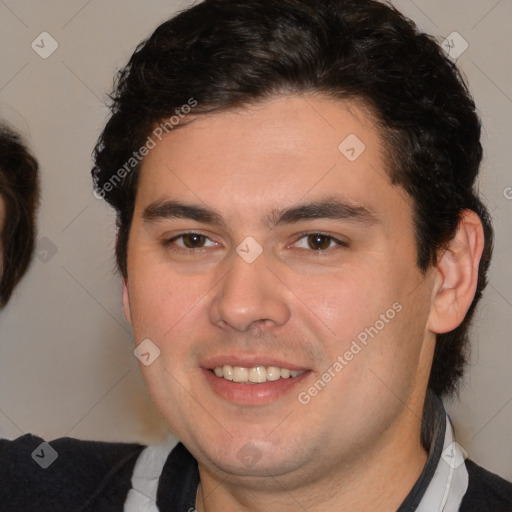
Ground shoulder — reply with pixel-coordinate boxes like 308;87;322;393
460;459;512;511
0;434;144;512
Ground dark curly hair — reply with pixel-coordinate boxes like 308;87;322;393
0;124;39;306
92;0;493;397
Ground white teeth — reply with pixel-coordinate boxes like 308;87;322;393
266;366;281;381
222;365;234;381
212;365;305;383
233;366;249;383
249;366;267;383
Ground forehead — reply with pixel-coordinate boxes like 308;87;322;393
135;95;410;226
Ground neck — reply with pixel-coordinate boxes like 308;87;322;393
195;407;429;512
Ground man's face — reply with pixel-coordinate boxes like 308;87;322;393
124;96;437;483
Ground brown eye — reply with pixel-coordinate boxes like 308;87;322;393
292;233;346;252
181;233;207;248
307;234;332;250
165;232;218;252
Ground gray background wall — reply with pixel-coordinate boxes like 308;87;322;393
0;0;510;480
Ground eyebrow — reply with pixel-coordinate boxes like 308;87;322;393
267;199;378;228
142;198;378;228
143;200;226;227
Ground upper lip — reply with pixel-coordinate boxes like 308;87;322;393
201;355;310;371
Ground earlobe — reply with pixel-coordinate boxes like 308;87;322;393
122;279;132;325
427;210;485;334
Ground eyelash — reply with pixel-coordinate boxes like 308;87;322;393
291;232;349;252
163;232;349;253
164;232;218;252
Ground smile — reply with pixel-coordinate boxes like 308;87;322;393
212;365;305;384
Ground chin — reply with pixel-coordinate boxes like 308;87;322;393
192;435;312;482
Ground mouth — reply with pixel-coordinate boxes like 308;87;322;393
202;358;311;405
211;365;305;384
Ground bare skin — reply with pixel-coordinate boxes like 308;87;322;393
123;95;484;511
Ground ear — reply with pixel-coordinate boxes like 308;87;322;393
427;210;485;334
122;279;132;325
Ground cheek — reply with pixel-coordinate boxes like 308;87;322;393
307;269;393;336
127;255;174;337
127;258;210;343
308;265;427;377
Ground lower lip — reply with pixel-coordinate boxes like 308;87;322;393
201;368;311;405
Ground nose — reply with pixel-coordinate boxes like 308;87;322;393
209;249;291;332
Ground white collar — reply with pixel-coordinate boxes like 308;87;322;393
416;414;468;511
123;435;177;512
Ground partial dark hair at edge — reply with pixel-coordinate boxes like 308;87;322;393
0;124;39;306
92;0;494;398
